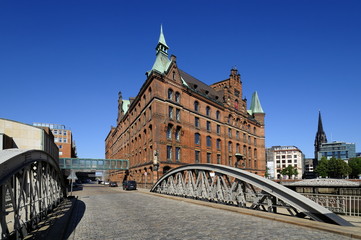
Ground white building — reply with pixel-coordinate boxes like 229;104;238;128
266;146;304;179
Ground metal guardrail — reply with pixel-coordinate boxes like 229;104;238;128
151;164;353;226
302;193;361;217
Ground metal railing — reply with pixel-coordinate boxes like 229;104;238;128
302;193;361;216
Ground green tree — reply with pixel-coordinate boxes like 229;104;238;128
280;165;298;179
315;157;329;178
348;158;361;179
328;157;351;178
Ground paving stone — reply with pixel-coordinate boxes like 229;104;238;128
64;185;353;240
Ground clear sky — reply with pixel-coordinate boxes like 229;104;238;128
1;0;360;159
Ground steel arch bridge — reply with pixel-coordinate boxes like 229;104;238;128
0;149;66;239
150;164;353;226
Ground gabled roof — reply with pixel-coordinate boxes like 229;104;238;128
179;69;223;103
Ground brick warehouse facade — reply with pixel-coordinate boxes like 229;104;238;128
105;27;266;187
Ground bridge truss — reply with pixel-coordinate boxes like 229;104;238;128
150;164;352;226
0;149;66;239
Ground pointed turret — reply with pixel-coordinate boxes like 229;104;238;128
248;91;265;125
314;111;327;160
249;91;264;114
150;25;172;74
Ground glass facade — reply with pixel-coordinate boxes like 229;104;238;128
317;142;356;161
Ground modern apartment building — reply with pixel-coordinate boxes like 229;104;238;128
33;123;77;158
105;27;266;185
267;146;304;179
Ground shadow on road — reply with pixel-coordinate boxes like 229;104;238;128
63;199;86;239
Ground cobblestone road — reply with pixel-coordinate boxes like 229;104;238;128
66;184;352;240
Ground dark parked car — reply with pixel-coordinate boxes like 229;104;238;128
123;180;137;190
109;181;118;187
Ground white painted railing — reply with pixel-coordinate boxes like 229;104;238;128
302;193;361;216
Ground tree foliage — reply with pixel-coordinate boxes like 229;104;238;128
315;157;351;178
315;157;329;178
348;157;361;178
280;165;298;179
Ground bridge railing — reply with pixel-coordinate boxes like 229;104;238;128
1;149;66;240
302;193;361;217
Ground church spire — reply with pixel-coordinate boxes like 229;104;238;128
314;111;327;160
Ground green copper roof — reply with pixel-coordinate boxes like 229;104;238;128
249;91;264;114
122;100;130;113
150;25;171;74
158;25;168;48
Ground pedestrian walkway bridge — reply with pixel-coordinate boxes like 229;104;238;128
59;158;128;170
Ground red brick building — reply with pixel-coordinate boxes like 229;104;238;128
105;27;266;186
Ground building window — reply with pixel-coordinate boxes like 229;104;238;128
206;136;212;148
194;101;199;112
216;111;220;120
63;138;67;143
167;125;173;139
228;156;232;166
216;125;220;135
175;127;181;141
236;143;240;153
217;154;221;164
195;150;200;163
228;128;232;138
168;106;174;119
168;88;173;100
176;147;181;162
228;141;232;152
58;145;62;149
206;106;211;116
206;121;211;132
207;153;211;163
175;92;180;103
195;117;200;128
176;109;180;121
195;133;200;145
63;131;67;136
236;131;239;140
167;146;172;160
216;139;221;150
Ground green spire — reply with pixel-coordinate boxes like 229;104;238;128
248;91;264;114
150;25;171;74
158;25;168;50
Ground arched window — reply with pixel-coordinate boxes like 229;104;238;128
195;133;201;145
167;125;173;139
228;141;232;152
168;88;173;100
216;110;220;120
175;127;181;141
194;101;199;112
175;92;180;103
206;106;211;116
216;139;221;150
206;136;212;148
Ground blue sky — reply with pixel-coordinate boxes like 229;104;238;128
1;0;360;159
